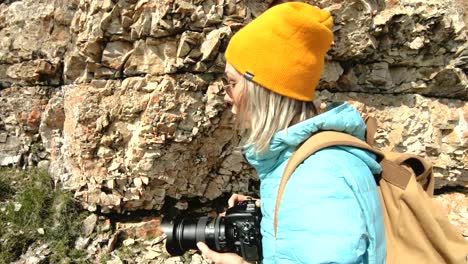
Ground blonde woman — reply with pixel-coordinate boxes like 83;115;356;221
198;2;386;263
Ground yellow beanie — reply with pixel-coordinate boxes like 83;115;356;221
225;2;333;102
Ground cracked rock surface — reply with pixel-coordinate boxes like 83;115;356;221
0;0;466;213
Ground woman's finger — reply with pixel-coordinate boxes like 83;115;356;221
197;242;220;262
228;193;240;207
228;193;261;208
255;199;260;208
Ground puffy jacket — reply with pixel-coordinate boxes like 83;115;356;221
243;102;386;264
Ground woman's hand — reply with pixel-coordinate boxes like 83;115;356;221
197;242;249;264
219;193;260;216
200;194;261;263
228;193;260;208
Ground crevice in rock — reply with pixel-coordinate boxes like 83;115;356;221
0;0;22;5
434;186;468;195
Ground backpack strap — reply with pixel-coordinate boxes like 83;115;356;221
383;152;434;195
363;116;433;193
273;131;384;237
364;115;377;146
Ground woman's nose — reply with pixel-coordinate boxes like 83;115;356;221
224;93;233;104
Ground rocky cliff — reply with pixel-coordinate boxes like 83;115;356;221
0;0;466;213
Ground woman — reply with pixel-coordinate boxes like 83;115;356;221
197;2;386;263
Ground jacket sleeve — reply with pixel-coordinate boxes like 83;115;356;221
273;150;375;264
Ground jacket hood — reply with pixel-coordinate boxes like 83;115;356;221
244;102;382;176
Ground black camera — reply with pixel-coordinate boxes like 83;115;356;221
161;199;263;261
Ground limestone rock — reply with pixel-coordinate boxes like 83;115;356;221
124;38;178;76
316;90;468;188
0;0;73;87
324;0;468;99
116;218;163;240
49;76;251;211
82;214;98;237
200;27;231;62
0;86;49;166
102;41;134;70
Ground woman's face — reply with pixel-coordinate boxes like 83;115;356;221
224;62;245;114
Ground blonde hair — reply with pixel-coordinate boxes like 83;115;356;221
236;79;318;154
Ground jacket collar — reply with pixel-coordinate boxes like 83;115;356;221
243;102;367;175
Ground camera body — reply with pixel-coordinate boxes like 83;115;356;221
223;200;263;260
162;199;262;261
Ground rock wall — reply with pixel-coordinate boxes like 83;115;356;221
0;0;466;213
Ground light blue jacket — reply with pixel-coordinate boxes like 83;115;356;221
244;102;386;264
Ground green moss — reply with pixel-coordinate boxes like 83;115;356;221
117;246;134;259
0;176;14;201
99;252;111;264
69;249;88;260
0;167;90;263
29;142;45;157
5;186;51;228
0;230;36;263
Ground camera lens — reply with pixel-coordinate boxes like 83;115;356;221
161;217;196;255
161;216;227;255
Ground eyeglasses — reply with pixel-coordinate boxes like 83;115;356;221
222;77;237;95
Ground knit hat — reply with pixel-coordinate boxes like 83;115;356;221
225;2;333;102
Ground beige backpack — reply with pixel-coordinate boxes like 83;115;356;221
274;119;468;263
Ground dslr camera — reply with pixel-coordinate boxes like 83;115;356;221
161;199;263;261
